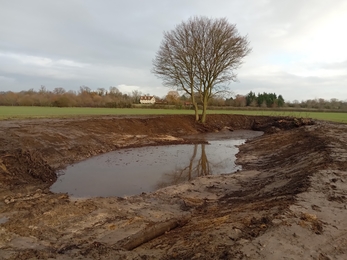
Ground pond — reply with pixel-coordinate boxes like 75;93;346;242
50;130;263;198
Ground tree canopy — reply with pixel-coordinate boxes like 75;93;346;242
245;91;285;107
152;16;251;122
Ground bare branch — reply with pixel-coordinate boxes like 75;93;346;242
152;16;251;122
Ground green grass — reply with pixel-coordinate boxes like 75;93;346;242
0;106;346;123
0;106;195;119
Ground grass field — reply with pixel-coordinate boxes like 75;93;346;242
0;106;346;123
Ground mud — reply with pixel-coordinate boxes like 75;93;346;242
0;115;346;259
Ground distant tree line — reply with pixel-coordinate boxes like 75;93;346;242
0;86;149;108
1;87;346;111
206;92;347;111
285;98;347;110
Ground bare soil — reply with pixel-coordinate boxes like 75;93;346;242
0;114;346;259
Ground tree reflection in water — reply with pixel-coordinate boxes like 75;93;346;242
157;143;225;189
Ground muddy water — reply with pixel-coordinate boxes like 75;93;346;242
50;130;263;198
0;217;8;224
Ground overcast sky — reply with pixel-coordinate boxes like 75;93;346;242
1;0;346;101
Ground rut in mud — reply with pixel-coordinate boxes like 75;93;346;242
1;114;346;260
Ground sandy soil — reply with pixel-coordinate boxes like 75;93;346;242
0;114;346;259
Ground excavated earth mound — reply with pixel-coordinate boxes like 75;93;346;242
0;114;346;259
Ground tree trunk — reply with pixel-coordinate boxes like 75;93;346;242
193;102;199;121
200;144;209;176
190;94;199;121
201;96;208;123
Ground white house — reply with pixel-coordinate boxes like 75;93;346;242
140;96;156;104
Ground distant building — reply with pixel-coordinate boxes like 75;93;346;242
140;96;156;104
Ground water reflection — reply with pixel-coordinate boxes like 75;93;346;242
156;143;237;189
50;131;261;198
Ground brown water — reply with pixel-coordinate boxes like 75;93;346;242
50;130;262;198
0;217;8;224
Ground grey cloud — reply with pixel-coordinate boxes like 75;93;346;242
321;60;347;70
0;0;347;100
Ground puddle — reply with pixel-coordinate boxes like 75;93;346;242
0;217;8;224
50;130;262;198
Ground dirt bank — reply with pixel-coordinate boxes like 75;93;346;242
0;114;346;259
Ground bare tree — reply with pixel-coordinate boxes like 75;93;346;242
53;87;66;95
152;18;200;120
152;16;251;123
39;85;47;94
97;88;106;96
109;86;121;96
165;90;180;105
79;86;91;94
131;90;142;103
